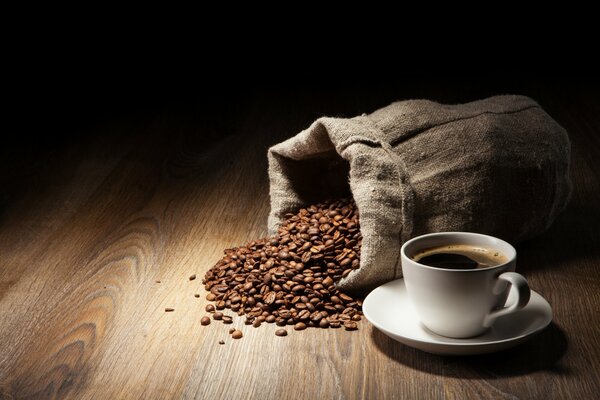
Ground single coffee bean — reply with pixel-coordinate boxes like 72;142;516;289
189;274;197;281
222;315;233;324
201;316;211;326
165;308;174;312
265;315;276;323
206;293;216;301
253;319;262;328
213;312;223;320
206;304;215;313
232;330;243;339
275;329;288;336
319;318;330;328
219;340;225;345
294;322;307;331
344;321;358;330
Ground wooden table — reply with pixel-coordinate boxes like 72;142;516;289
1;82;599;399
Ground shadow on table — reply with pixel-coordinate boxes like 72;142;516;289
371;322;568;378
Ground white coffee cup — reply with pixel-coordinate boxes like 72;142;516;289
401;232;531;338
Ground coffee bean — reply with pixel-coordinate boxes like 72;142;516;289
206;304;215;313
213;312;223;320
222;315;233;324
253;319;262;328
165;308;174;312
229;328;236;334
201;316;211;325
219;340;225;345
319;318;330;328
344;321;358;330
189;274;197;281
294;322;307;331
297;310;310;320
275;329;288;336
232;330;243;339
203;199;363;333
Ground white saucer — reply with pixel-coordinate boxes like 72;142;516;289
363;279;552;355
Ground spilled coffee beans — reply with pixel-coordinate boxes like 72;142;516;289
203;199;363;338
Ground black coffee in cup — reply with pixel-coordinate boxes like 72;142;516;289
412;244;508;270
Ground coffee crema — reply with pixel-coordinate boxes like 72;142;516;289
412;244;508;270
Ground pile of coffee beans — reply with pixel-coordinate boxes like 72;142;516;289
202;199;363;335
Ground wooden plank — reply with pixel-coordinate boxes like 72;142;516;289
1;85;599;399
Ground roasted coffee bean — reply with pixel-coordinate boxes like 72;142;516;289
206;304;215;313
294;322;307;331
253;319;262;328
203;199;363;332
319;318;330;328
165;308;174;312
222;315;233;324
275;329;288;336
232;330;243;339
213;312;223;320
201;316;211;326
344;321;358;330
229;328;236;334
219;340;225;345
189;274;197;281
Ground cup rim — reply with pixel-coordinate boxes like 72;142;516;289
401;232;516;272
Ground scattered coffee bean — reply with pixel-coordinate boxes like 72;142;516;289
201;316;211;326
206;304;215;313
275;329;288;336
194;293;200;298
294;322;307;331
229;328;236;334
232;330;243;339
155;280;161;283
222;315;233;324
219;340;225;345
189;274;197;281
202;199;363;333
344;321;358;330
165;308;174;312
213;312;223;320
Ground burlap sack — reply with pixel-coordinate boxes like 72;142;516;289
267;95;571;291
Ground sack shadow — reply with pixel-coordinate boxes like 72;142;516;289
370;322;568;378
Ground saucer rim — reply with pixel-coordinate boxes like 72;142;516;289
363;278;553;350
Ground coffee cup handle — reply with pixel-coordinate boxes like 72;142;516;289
483;272;531;328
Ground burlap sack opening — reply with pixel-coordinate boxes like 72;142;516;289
268;95;571;291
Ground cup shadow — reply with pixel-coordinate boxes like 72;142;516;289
371;322;568;378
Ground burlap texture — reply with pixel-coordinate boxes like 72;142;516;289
267;95;571;291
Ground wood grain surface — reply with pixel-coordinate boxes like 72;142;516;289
1;83;599;399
